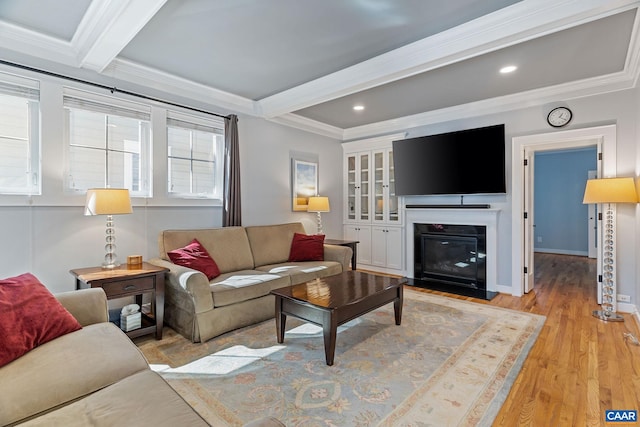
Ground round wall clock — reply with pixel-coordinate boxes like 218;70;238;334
547;107;572;128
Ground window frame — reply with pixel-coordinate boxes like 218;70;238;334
0;74;41;196
166;111;224;200
63;88;152;197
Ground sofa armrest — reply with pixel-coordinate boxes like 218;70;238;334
55;288;108;326
323;244;353;271
148;258;214;313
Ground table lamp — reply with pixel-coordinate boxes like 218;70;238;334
307;196;330;235
583;177;638;321
85;188;132;269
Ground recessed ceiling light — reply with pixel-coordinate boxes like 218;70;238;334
500;65;517;74
353;105;365;111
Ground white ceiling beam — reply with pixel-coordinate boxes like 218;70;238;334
258;0;640;119
73;0;168;73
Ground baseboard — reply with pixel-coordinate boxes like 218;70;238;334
617;302;638;314
633;310;640;332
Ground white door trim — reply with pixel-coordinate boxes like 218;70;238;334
511;125;616;297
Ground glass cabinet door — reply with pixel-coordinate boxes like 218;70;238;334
388;150;399;222
374;152;384;221
359;153;369;221
347;155;356;220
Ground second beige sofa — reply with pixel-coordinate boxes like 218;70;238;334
149;222;352;343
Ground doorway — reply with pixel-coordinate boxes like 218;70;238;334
511;125;617;297
533;147;598;257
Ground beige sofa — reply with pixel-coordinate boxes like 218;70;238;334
149;222;352;343
0;287;282;427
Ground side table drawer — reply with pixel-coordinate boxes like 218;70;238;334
101;276;154;297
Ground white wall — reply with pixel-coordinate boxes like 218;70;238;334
239;116;343;234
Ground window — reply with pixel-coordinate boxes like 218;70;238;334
0;75;40;195
167;112;224;199
64;90;151;196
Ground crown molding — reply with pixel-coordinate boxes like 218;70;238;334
105;58;257;115
0;20;77;66
267;113;344;140
258;0;639;119
73;0;167;73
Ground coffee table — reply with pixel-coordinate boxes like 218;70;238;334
270;271;405;365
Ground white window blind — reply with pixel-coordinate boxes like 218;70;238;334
0;74;40;195
64;90;151;196
167;111;224;199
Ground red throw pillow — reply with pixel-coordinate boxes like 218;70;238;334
288;233;325;262
167;239;221;280
0;273;82;368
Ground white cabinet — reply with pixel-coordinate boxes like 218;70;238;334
344;224;371;265
371;226;403;270
343;133;405;273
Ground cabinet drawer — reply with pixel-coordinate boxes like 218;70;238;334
100;277;154;296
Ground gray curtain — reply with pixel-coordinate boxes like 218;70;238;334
223;114;241;226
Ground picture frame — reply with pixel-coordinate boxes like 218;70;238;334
291;156;318;212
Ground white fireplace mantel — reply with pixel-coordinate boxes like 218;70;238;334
404;207;500;292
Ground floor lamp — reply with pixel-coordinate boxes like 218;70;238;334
583;177;638;322
307;196;330;235
85;188;133;269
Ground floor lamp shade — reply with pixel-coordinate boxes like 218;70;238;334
307;196;330;235
85;188;132;269
582;177;638;204
582;177;638;322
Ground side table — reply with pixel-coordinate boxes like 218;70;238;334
325;239;359;270
70;262;168;340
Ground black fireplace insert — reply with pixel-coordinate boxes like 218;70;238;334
409;223;496;300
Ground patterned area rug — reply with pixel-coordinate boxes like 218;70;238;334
141;289;545;426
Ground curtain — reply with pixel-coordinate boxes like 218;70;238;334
223;114;241;226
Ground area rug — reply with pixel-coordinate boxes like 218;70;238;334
146;289;545;426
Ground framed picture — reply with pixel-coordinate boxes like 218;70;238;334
291;158;318;211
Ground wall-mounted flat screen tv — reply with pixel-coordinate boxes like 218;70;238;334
392;124;506;196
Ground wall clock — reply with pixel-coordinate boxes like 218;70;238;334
547;106;572;128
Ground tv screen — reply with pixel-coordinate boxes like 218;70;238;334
392;124;506;196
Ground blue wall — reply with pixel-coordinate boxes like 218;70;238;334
534;147;597;255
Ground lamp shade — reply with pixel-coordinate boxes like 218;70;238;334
307;196;330;212
582;177;638;204
85;188;133;216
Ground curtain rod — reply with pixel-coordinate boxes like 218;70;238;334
0;59;232;120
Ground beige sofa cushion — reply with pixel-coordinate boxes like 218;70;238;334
245;222;306;267
17;370;209;427
256;261;343;285
210;270;290;307
159;227;254;273
0;322;148;426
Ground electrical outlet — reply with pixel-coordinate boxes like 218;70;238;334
537;236;542;243
617;294;631;303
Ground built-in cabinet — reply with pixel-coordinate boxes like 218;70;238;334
343;224;372;265
371;226;403;269
343;133;405;274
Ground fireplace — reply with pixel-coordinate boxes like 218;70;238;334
412;223;496;300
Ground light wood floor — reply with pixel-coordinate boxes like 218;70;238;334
411;253;640;426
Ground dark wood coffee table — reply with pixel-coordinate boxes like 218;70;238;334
270;271;405;365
